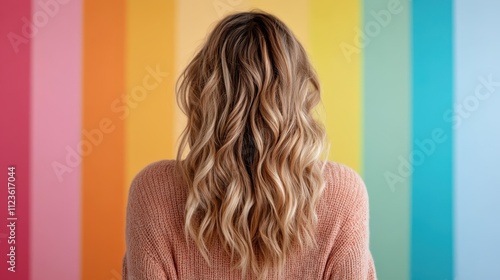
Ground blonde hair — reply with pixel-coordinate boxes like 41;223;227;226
176;11;328;279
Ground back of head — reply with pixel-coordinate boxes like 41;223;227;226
176;11;328;279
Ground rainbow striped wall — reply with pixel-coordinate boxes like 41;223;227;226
0;0;499;279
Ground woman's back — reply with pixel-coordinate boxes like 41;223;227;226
122;160;376;279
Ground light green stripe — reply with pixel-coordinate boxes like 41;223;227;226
362;1;410;279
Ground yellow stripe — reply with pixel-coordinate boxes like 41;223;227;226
125;0;176;187
310;0;362;172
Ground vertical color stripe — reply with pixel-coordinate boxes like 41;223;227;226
411;0;454;278
310;0;362;172
82;1;126;279
363;0;410;279
454;0;500;279
0;1;31;280
31;0;81;279
125;0;176;188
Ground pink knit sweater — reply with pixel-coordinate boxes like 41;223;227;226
122;160;377;279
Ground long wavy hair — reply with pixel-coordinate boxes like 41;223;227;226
176;11;328;279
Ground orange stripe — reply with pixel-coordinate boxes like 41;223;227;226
82;1;125;279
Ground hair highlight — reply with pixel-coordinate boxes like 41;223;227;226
176;11;329;279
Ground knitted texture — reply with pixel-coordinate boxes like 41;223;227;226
122;160;377;280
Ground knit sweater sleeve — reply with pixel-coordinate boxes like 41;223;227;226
324;164;377;280
122;163;178;280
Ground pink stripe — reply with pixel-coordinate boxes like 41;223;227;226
0;1;31;279
30;0;81;279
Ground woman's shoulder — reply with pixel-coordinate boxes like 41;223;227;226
319;160;369;225
129;159;181;190
323;160;366;193
133;159;178;179
125;160;185;252
126;159;185;216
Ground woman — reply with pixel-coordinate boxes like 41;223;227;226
122;11;376;280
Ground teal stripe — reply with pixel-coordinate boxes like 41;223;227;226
362;1;410;280
411;0;454;279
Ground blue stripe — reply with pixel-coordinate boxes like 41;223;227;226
411;0;454;279
454;0;500;278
